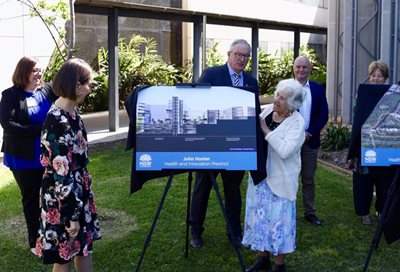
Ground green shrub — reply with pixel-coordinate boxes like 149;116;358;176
181;41;225;82
254;45;326;96
44;37;326;112
79;35;185;112
255;50;293;96
321;119;350;151
205;41;225;67
43;47;67;83
184;43;326;97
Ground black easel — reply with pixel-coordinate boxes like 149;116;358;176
134;171;246;272
134;173;176;272
363;167;400;272
209;173;246;271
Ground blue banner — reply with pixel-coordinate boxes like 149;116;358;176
136;152;257;170
361;148;400;166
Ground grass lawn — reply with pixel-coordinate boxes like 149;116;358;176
0;142;399;271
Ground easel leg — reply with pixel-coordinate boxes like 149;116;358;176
209;173;246;272
363;168;400;272
185;172;193;258
135;174;174;272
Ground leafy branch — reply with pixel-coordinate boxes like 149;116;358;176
17;0;69;61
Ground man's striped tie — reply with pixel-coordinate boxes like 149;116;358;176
234;73;240;86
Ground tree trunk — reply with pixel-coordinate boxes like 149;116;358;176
67;0;75;60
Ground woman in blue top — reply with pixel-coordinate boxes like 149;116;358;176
0;56;56;254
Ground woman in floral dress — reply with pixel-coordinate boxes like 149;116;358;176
36;58;101;271
242;79;306;272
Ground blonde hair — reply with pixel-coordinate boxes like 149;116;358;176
368;60;389;80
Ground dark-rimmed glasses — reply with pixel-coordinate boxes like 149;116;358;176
232;52;250;60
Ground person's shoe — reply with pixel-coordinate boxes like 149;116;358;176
362;215;372;225
245;255;271;272
190;232;203;248
272;264;286;272
228;234;244;249
305;214;323;226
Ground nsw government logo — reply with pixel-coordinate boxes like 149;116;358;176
364;149;377;164
139;154;152;168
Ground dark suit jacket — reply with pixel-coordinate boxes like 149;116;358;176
197;63;258;87
197;63;267;184
306;81;329;149
0;83;56;161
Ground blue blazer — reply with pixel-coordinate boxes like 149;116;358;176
307;81;329;149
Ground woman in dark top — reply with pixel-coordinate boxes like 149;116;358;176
0;56;56;254
349;60;390;225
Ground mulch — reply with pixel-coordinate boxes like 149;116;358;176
318;148;352;176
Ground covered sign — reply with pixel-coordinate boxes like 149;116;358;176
361;84;400;166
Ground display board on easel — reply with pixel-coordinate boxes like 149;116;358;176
125;84;261;272
135;85;258;171
361;84;400;166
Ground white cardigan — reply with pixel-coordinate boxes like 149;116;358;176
260;104;305;201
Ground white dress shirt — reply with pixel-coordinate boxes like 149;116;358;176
298;80;312;130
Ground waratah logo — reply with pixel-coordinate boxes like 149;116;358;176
139;154;152;167
365;150;377;164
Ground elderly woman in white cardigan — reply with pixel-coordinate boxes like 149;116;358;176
243;78;306;272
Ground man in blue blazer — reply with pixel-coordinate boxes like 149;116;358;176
190;39;259;248
294;56;329;226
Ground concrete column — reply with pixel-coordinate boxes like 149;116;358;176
108;8;119;132
192;17;202;82
392;0;400;84
341;0;355;124
326;0;340;118
380;0;392;78
251;24;259;80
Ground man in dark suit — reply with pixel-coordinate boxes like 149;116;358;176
190;39;259;248
294;56;329;226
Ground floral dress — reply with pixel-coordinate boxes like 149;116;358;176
36;104;101;264
242;112;296;255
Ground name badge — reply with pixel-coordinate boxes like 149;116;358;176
26;97;38;107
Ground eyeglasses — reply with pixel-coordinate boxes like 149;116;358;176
232;52;250;60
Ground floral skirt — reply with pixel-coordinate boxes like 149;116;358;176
36;170;101;264
242;177;296;255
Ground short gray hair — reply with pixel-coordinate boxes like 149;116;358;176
229;39;251;51
275;78;305;111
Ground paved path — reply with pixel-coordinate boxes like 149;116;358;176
81;110;129;145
